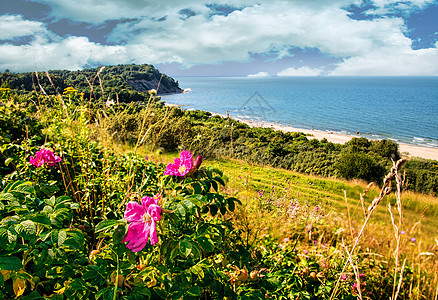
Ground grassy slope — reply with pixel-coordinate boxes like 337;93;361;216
195;156;438;247
149;150;438;246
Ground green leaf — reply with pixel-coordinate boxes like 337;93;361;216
189;195;207;206
19;220;36;236
95;219;124;233
29;213;51;225
187;285;202;297
176;204;186;218
4;157;13;166
4;181;34;195
209;204;218;216
179;239;192;258
227;198;236;212
219;206;226;215
0;256;22;270
213;176;226;186
0;192;15;202
153;287;167;299
112;224;126;244
51;229;59;245
0;229;8;246
45;196;56;207
63;237;81;250
192;182;202;194
58;230;67;246
196;236;215;252
67;229;84;245
7;229;17;243
211;180;219;192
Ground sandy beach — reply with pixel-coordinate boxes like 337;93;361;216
239;119;438;161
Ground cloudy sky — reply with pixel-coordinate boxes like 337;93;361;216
1;0;437;76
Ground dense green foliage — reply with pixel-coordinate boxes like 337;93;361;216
0;86;368;300
109;107;436;195
0;64;182;103
1;81;435;299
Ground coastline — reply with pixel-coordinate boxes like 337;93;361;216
238;119;438;161
163;101;438;161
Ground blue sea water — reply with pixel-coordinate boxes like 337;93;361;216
161;76;438;147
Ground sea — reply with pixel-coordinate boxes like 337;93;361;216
161;76;438;148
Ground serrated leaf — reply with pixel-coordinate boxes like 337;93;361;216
13;277;26;298
63;237;81;250
182;199;195;211
95;219;123;233
58;230;67;246
45;196;56;207
176;203;186;218
0;256;22;270
196;236;215;252
4;181;34;195
20;220;36;235
67;229;84;245
189;195;207;206
29;213;51;225
179;239;192;258
8;229;17;243
0;192;15;202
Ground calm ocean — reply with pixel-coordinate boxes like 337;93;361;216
161;77;438;147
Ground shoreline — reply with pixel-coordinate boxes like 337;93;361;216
163;101;438;161
239;118;438;161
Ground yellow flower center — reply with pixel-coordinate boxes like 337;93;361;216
142;212;151;223
178;165;187;174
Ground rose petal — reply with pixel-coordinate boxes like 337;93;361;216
123;221;150;252
149;220;158;245
124;201;145;222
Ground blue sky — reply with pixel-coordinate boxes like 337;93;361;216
0;0;437;76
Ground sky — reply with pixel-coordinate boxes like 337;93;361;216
0;0;437;76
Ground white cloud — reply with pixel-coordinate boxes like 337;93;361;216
0;36;127;72
247;71;270;77
329;46;438;75
277;66;324;76
0;15;47;40
1;1;438;75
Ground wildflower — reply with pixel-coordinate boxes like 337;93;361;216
303;250;309;254
258;190;263;197
63;87;78;94
340;274;348;281
164;150;202;177
411;237;416;243
401;230;406;235
283;237;290;243
106;99;115;107
29;148;61;167
122;195;162;252
359;273;364;277
148;89;157;96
